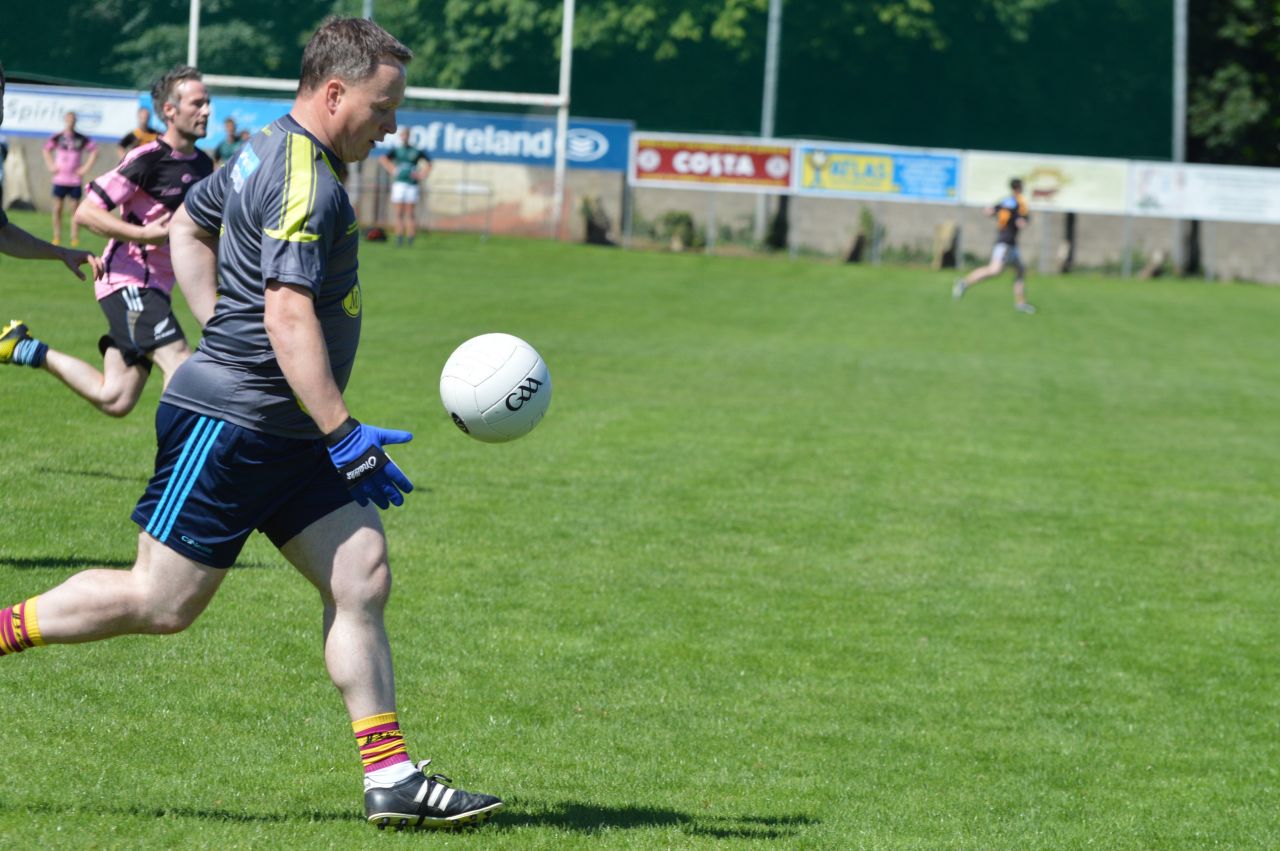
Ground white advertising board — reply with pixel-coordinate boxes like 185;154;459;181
1130;161;1280;224
964;151;1129;214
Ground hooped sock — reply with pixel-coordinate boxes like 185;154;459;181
353;711;413;781
0;598;45;655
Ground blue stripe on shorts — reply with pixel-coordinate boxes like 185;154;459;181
145;416;225;543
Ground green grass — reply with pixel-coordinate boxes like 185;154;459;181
1;209;1277;849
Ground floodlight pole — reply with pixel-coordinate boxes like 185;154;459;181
187;0;200;66
754;0;783;243
551;0;576;239
1171;0;1187;271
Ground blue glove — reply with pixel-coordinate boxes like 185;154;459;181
324;418;414;509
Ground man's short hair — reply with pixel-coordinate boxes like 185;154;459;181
151;65;203;118
1010;177;1024;191
299;16;412;94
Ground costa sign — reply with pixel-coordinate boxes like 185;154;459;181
630;132;793;193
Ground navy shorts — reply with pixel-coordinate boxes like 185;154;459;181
52;184;83;200
98;286;187;368
132;403;355;568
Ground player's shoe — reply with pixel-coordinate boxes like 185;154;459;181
364;760;503;831
952;279;967;300
1015;302;1037;314
0;320;32;365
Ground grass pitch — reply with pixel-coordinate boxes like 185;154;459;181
1;210;1277;848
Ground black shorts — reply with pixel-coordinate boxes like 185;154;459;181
132;403;355;568
97;286;187;368
52;184;83;200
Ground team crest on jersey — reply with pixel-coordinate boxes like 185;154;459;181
342;283;362;318
231;145;261;193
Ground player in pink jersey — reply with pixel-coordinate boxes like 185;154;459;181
41;112;99;247
0;63;103;288
3;66;212;416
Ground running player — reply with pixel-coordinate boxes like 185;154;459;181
1;66;213;415
41;111;98;247
0;18;503;831
953;177;1036;314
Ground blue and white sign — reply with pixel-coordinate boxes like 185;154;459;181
4;84;139;141
176;94;631;171
382;108;631;172
795;142;961;204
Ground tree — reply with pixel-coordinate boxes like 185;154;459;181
1187;0;1280;166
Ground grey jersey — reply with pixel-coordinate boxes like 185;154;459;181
163;114;362;439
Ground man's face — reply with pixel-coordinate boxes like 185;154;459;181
225;118;236;137
138;107;151;128
165;80;211;141
64;112;76;131
329;60;405;163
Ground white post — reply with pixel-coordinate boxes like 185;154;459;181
187;0;200;67
551;0;576;239
362;0;374;19
1171;0;1187;272
754;0;783;243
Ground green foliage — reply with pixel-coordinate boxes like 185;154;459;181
1188;0;1280;165
5;0;1257;160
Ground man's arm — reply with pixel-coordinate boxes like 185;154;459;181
74;197;171;245
378;154;397;178
264;280;413;509
263;281;350;434
167;204;219;327
0;222;103;280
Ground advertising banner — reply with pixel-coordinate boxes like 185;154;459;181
964;151;1128;214
382;109;631;171
630;133;793;193
795;143;960;203
172;94;633;172
3;84;139;141
1129;162;1280;224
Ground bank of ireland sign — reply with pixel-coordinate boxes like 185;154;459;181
380;109;631;171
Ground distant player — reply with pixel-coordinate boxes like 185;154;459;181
953;177;1036;314
0;18;502;831
1;66;213;416
212;117;242;167
118;107;159;157
380;126;431;246
42;111;99;247
0;61;102;295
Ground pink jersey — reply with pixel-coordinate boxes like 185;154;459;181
86;139;213;300
44;130;96;187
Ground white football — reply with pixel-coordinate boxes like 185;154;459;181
439;333;551;443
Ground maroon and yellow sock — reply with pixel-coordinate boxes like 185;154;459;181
0;598;45;656
353;712;410;773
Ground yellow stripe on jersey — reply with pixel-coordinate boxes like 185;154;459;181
264;133;321;243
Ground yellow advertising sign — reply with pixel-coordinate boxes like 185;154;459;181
802;151;897;194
